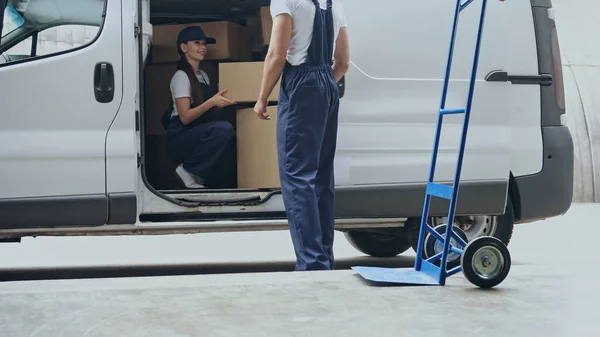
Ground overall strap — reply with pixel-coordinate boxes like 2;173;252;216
296;0;335;68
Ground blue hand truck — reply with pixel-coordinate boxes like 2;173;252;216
352;0;511;289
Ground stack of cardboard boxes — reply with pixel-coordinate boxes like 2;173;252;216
145;7;282;189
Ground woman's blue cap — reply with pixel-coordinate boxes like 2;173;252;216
177;26;216;46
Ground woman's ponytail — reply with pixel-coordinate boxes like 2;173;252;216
176;55;204;107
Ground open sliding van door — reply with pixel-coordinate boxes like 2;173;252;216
334;0;512;218
0;0;123;229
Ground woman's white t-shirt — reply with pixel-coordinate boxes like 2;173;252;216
270;0;347;66
169;69;210;117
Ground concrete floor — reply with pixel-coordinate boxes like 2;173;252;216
1;204;599;336
0;265;596;337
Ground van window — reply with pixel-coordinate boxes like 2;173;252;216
2;3;25;37
1;0;105;65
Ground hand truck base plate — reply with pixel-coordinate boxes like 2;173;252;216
351;266;440;286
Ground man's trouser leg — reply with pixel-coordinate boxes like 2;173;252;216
277;70;331;271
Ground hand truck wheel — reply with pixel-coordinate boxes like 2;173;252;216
460;236;511;289
424;224;468;269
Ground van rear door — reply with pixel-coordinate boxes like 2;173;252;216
0;0;123;229
484;0;547;178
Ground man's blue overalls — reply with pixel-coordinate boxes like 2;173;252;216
277;0;340;271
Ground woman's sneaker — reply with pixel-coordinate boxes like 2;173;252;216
175;164;205;189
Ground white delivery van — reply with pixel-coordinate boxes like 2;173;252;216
0;0;572;258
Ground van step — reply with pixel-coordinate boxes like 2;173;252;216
160;190;279;207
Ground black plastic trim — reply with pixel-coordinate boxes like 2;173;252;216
0;195;108;229
107;192;137;224
485;70;553;86
135;110;140;131
531;0;565;127
334;180;508;218
338;76;345;98
140;211;287;222
31;31;38;56
515;126;574;222
531;0;552;7
93;62;115;103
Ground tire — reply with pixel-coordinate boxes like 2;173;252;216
492;196;515;246
344;228;412;257
461;236;511;289
424;224;469;270
406;196;515;253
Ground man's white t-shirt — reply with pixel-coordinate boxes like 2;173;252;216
170;70;210;117
270;0;347;66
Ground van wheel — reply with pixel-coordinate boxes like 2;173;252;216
344;229;412;258
406;197;515;253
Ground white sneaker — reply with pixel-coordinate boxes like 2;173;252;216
175;164;205;189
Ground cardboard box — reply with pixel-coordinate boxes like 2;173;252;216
144;61;219;135
260;6;272;46
152;21;251;63
236;106;280;188
246;17;264;54
218;62;280;103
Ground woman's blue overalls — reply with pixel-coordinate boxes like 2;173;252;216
165;74;237;189
277;0;340;271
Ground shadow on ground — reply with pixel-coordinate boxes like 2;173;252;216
0;255;416;282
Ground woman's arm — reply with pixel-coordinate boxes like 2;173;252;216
175;96;216;125
172;71;235;125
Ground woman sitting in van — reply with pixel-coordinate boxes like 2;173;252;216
164;26;237;189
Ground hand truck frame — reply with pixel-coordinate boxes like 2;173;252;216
352;0;511;289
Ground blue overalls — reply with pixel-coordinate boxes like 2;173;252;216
277;0;340;271
165;76;237;189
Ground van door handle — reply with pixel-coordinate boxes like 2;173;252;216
94;62;115;103
337;76;345;98
485;70;553;86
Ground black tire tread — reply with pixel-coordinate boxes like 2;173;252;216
461;236;511;289
344;230;411;258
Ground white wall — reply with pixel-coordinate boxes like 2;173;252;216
553;0;600;202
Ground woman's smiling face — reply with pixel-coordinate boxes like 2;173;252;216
181;39;208;62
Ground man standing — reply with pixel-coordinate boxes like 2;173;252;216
254;0;350;271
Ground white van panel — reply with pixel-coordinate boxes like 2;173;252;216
337;0;512;185
0;0;123;199
105;0;140;195
503;1;544;176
